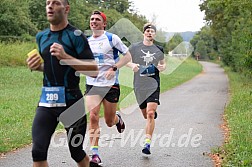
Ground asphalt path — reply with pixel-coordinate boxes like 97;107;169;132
0;61;228;167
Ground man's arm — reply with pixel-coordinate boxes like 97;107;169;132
125;44;140;72
105;51;132;80
126;60;140;73
115;51;131;69
50;42;98;77
60;58;98;77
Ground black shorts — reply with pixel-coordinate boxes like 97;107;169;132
85;84;120;103
134;87;160;109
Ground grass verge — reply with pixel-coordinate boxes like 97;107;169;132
216;67;252;167
212;64;252;167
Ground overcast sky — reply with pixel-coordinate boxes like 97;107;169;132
130;0;206;32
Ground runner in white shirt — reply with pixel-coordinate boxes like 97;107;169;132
85;10;131;167
86;31;128;86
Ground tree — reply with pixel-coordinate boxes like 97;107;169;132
195;40;207;59
190;26;218;60
28;0;49;32
166;33;184;53
85;0;130;13
0;0;167;47
200;0;252;75
0;0;37;37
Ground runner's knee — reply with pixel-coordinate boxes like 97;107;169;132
147;110;155;119
32;149;47;162
70;149;86;163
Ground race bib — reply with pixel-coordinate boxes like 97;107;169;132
139;64;155;76
94;53;104;65
39;86;66;107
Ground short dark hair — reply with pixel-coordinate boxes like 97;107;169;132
143;23;157;33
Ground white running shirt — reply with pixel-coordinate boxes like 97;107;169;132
86;31;128;86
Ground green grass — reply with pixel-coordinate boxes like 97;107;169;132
0;42;37;67
160;57;202;92
219;67;252;167
0;67;42;153
0;42;202;153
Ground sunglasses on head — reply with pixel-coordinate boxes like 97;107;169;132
93;11;101;15
92;10;107;22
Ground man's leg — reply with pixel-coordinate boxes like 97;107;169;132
135;89;148;119
103;99;125;133
141;108;147;119
33;161;48;167
141;107;157;120
145;102;157;138
86;95;102;166
142;102;158;155
103;99;118;127
103;85;125;133
32;107;58;167
86;95;102;148
66;114;89;167
77;155;90;167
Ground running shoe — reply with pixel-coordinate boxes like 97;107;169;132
142;143;151;155
116;111;125;133
90;154;102;167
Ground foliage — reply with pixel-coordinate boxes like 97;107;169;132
166;33;184;52
219;67;252;167
85;0;130;13
0;0;37;36
195;40;207;59
190;26;217;60
0;0;149;42
198;0;252;76
28;0;48;32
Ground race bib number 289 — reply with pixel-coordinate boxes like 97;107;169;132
39;87;66;107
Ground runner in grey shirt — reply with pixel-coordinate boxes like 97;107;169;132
128;23;166;155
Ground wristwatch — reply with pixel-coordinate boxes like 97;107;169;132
111;65;118;71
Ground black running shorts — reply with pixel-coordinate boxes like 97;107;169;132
85;84;120;103
134;87;160;109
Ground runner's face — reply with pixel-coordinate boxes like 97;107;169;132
90;14;106;32
46;0;68;25
144;28;156;42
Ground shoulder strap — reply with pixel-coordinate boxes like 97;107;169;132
105;31;119;59
105;31;113;48
155;44;164;53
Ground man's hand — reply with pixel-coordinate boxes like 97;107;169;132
26;54;43;71
105;68;116;80
50;42;71;60
131;63;140;72
157;64;166;72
